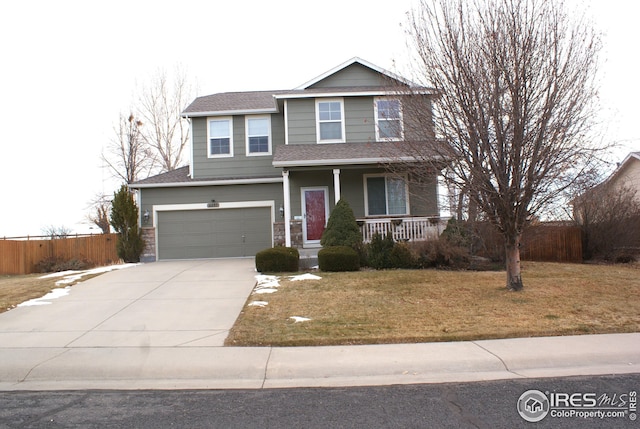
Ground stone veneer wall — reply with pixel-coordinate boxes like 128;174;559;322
140;227;156;262
273;220;303;248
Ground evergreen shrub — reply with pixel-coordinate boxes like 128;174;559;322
389;242;418;269
320;199;363;249
366;233;395;269
110;185;145;263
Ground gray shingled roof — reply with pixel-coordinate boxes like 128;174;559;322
273;141;434;167
182;87;425;117
129;166;282;188
183;91;289;116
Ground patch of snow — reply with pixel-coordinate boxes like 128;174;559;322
289;316;311;323
254;288;278;294
289;273;322;281
39;270;81;279
248;301;269;307
255;275;280;288
254;275;281;294
38;263;138;286
18;287;71;307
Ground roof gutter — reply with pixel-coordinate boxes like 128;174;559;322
130;176;284;189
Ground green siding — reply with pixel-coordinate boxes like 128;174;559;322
344;97;375;143
286;99;316;145
191;113;285;179
287;97;376;145
308;63;387;88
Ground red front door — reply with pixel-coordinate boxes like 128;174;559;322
303;188;327;244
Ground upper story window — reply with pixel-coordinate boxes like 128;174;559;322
316;99;345;143
208;117;233;158
364;174;409;216
246;116;272;156
375;98;404;141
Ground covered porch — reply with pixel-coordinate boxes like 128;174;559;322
273;142;444;248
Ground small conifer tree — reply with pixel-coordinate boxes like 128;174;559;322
320;199;363;249
110;184;145;263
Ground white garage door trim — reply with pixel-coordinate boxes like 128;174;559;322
152;200;275;260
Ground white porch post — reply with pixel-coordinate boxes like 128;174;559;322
282;170;292;247
333;168;341;203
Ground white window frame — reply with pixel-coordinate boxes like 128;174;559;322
207;116;234;158
374;97;404;141
245;115;272;156
316;98;346;143
363;174;410;216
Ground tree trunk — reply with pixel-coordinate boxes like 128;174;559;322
505;236;523;291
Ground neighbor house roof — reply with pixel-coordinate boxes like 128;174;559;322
605;151;640;184
129;166;282;189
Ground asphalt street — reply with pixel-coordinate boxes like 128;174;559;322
0;374;638;428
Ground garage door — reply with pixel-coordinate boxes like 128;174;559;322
157;207;272;260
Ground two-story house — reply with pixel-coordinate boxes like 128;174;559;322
130;58;445;261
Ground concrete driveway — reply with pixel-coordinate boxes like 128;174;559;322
2;259;639;390
0;259;257;350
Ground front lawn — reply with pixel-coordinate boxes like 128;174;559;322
225;262;640;346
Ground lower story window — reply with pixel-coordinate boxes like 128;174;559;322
365;175;408;216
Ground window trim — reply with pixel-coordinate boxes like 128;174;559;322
207;116;234;158
245;115;272;156
316;98;346;144
374;97;404;142
363;174;410;216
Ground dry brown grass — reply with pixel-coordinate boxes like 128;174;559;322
226;262;640;346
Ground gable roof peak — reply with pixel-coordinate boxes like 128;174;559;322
294;57;416;90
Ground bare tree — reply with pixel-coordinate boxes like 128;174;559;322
137;67;193;172
102;113;155;184
42;225;72;239
85;193;112;234
400;0;602;290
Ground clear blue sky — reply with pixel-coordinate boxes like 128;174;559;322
0;0;637;237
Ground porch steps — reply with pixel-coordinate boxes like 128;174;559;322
298;248;319;271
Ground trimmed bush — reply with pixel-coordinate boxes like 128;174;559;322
318;246;360;272
255;247;300;273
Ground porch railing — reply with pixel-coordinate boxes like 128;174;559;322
357;217;448;243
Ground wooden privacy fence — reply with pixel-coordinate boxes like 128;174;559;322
521;226;583;262
476;224;583;263
0;234;120;275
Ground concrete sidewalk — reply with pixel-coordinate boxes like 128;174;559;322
0;260;638;391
